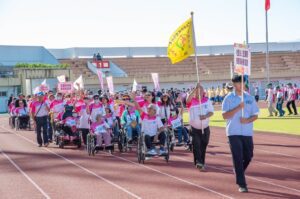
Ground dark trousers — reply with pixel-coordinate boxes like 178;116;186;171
191;126;210;165
80;128;89;145
276;101;284;116
48;116;53;141
228;135;253;187
255;95;259;102
145;132;166;150
176;126;189;143
36;116;49;145
19;116;29;128
287;100;298;115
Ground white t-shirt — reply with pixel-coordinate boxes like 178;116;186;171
188;98;214;129
141;113;163;136
267;89;274;102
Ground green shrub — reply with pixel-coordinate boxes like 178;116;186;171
15;63;69;69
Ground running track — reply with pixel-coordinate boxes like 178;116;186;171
0;116;299;199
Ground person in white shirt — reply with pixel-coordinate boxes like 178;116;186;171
266;83;278;117
186;83;214;171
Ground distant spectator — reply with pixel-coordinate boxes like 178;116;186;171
254;87;259;102
286;83;298;115
266;83;278;117
96;53;102;61
93;53;97;61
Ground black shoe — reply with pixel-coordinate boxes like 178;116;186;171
239;186;248;193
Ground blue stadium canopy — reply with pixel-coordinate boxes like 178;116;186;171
0;45;59;70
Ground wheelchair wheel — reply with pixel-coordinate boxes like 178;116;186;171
15;118;20;131
137;134;145;164
59;139;64;149
165;131;170;163
87;134;92;156
9;117;13;129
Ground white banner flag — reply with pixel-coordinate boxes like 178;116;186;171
132;79;138;92
57;75;66;83
73;75;84;90
106;76;114;95
151;73;160;91
97;69;104;90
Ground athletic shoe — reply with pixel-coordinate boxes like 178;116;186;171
176;142;183;146
196;163;205;171
238;187;248;193
44;143;49;147
275;111;278;116
38;144;42;147
159;148;166;156
147;149;157;156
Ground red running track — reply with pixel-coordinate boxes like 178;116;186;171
0;116;299;199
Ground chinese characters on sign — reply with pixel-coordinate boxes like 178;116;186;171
234;43;251;75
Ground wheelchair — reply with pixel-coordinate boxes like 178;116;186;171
137;130;171;164
86;129;115;156
9;116;16;129
118;126;140;153
15;115;31;131
57;124;82;149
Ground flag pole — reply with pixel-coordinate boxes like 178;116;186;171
245;0;251;94
265;9;270;84
191;12;204;133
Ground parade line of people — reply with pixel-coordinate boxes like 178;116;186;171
6;75;299;193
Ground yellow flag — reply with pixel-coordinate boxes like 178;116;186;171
167;18;195;64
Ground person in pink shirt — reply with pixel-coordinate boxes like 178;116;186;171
90;114;111;147
186;83;214;171
31;92;50;147
286;83;298;115
15;101;30;129
61;111;79;140
88;95;104;123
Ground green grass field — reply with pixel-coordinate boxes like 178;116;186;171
183;107;300;136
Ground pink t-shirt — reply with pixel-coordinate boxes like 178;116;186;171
31;101;49;117
91;121;110;134
187;97;213;129
168;115;182;129
50;100;65;118
63;116;78;127
89;103;104;122
141;113;163;136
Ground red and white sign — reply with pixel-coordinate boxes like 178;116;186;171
234;43;251;75
94;61;110;69
57;82;74;93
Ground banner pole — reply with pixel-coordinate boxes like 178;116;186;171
191;12;204;133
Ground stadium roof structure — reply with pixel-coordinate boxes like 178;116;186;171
48;42;300;59
0;45;59;69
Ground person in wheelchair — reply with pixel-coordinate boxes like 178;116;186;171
90;114;112;147
168;100;189;146
121;105;141;142
104;107;119;141
140;104;166;156
15;101;30;129
61;111;79;140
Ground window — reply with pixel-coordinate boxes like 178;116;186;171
0;91;7;97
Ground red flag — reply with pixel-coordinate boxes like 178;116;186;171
265;0;270;11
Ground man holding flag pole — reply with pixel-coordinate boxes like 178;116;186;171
168;12;214;172
222;42;259;192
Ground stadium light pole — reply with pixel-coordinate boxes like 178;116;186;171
245;0;249;45
265;7;270;84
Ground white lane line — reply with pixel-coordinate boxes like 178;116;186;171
0;147;51;199
5;126;233;199
208;150;300;173
105;152;234;199
211;140;298;158
173;155;300;194
0;126;141;199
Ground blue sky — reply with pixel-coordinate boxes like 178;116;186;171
0;0;299;48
